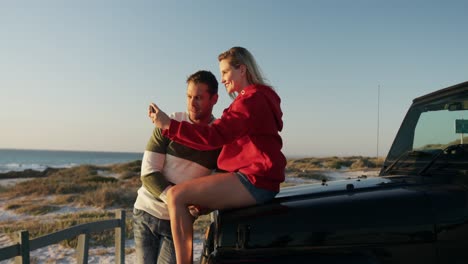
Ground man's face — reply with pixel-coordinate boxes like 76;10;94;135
186;81;218;124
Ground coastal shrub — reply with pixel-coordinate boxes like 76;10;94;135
16;204;60;215
287;156;386;171
349;157;385;169
55;183;88;194
5;166;124;197
9;178;58;196
118;175;141;190
350;159;367;169
51;165;99;178
119;170;139;180
374;157;385;167
3;168;139;208
52;194;77;204
109;160;141;174
5;203;21;210
286;158;322;171
322;158;342;169
5;200;60;215
86;175;118;183
280;182;297;188
0;169;44;179
78;184;137;208
297;172;329;181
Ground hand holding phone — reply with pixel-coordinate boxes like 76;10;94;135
148;103;170;130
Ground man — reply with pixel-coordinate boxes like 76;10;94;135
133;70;220;264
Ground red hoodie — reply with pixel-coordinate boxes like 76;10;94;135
162;84;286;192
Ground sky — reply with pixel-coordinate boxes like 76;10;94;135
1;1;467;158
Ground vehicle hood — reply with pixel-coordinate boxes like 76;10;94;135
275;176;397;199
214;175;432;249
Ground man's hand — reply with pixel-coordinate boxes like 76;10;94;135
188;205;213;219
148;103;170;130
188;205;200;219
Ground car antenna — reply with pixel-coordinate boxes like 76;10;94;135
376;84;381;159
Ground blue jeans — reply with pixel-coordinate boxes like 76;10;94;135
133;208;176;264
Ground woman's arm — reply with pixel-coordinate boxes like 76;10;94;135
163;96;256;150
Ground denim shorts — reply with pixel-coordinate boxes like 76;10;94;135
236;172;278;204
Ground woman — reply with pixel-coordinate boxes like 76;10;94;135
149;46;286;264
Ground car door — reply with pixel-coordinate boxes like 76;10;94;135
430;183;468;264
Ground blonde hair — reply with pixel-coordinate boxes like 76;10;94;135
218;47;272;98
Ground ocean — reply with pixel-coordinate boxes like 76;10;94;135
0;149;143;173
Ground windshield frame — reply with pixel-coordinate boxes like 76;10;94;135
381;83;468;176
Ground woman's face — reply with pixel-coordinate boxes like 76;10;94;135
219;59;245;94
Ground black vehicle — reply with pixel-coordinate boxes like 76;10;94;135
199;81;468;264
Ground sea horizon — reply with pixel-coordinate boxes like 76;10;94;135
0;147;141;154
0;148;143;173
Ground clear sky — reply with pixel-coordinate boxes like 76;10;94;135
1;1;467;158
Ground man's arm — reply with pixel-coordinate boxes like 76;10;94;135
140;127;172;202
141;169;172;201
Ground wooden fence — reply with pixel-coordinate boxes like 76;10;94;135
0;210;126;264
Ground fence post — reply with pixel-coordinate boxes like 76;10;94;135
14;230;29;264
115;210;126;264
76;233;90;264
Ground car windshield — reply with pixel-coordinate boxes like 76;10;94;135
382;91;468;176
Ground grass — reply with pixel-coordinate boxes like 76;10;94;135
296;171;329;181
5;203;60;215
2;162;140;208
286;156;384;172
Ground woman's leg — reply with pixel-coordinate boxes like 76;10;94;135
166;172;257;264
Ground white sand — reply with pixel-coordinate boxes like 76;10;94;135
0;178;34;187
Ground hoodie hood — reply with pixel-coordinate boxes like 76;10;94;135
242;84;283;131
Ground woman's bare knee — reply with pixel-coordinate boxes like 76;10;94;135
167;184;185;207
166;186;176;206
